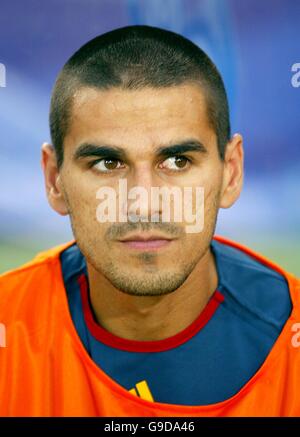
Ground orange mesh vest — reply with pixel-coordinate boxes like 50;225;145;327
0;235;300;416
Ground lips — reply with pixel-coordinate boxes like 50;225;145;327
118;233;175;250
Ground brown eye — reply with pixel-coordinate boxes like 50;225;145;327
174;156;188;168
160;155;190;171
104;159;118;170
93;158;125;172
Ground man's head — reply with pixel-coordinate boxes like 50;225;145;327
42;25;243;297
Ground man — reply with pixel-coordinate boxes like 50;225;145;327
0;25;299;417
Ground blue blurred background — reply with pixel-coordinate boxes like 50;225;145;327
0;0;299;274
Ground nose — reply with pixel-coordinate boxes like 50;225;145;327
125;164;161;222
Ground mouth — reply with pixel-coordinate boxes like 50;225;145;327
118;233;177;251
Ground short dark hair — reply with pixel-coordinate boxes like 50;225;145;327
50;25;231;168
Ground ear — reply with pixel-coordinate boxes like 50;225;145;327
41;143;69;216
219;133;244;209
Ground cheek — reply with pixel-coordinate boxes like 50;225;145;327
202;167;223;208
183;184;220;240
65;178;102;231
202;185;221;234
183;176;221;225
205;184;221;210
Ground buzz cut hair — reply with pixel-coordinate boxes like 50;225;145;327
50;25;231;168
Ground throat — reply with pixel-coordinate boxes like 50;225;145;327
86;248;218;343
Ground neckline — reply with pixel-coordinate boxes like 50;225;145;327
78;273;224;353
55;236;300;413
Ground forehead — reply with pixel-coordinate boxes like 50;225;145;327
64;83;214;152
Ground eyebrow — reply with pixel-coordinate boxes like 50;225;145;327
73;139;208;161
74;144;125;161
155;140;207;158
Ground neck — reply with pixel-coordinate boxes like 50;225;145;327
87;247;218;342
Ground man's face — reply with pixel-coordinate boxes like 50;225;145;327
54;84;228;296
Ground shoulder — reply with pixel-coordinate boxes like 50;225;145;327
211;235;298;327
0;241;74;321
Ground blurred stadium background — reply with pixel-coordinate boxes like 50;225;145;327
0;0;299;275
